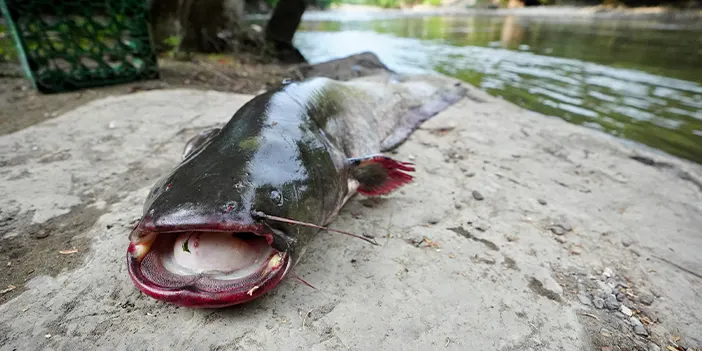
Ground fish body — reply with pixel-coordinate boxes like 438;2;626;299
126;74;466;308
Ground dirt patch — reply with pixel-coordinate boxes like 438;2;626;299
447;226;500;251
0;53;295;137
527;277;563;303
0;204;105;305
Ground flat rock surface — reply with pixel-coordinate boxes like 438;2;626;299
1;75;701;350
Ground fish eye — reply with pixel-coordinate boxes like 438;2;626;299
270;190;283;206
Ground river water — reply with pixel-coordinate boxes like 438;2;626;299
292;12;702;164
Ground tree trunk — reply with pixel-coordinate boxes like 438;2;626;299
264;0;308;63
150;0;242;53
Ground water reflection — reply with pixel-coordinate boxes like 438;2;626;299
294;14;702;163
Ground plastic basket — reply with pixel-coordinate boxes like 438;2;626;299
0;0;159;93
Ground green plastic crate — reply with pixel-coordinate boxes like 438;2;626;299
0;0;159;93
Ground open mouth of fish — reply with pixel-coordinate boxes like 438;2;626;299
126;223;291;308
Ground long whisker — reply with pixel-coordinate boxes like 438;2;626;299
293;272;318;290
252;210;379;246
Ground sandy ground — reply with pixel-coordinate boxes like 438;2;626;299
0;72;701;350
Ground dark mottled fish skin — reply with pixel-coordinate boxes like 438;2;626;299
127;74;467;306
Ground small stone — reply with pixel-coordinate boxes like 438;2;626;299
616;292;625;301
551;226;566;235
602;267;614;278
647;342;661;351
620;304;633;317
597;281;613;295
593;297;605;309
605;294;620;310
472;190;484;201
622;239;633;247
554;236;567;244
638;293;654;306
538;199;547;205
630;317;648;336
577;294;592;306
31;229;49;239
454;203;462;209
45;334;52;338
466;172;476;177
474;222;490;232
550;221;572;235
615;281;629;289
108;121;117;129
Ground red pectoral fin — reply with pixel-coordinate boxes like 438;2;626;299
347;155;415;196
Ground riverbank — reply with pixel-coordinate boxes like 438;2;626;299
0;55;700;350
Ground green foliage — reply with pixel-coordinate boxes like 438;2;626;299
162;35;186;59
0;20;17;62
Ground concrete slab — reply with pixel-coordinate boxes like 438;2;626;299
1;76;700;350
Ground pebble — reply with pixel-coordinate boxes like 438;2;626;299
597;281;613;295
616;292;625;302
630;317;648;336
616;281;629;289
31;229;49;239
638;293;654;306
620;304;633;317
550;222;572;235
538;199;547;205
647;342;661;351
454;203;462;209
593;297;605;309
602;267;614;278
472;190;484;201
605;294;620;310
474;222;490;232
577;294;592;306
554;236;567;244
551;226;566;235
621;239;633;247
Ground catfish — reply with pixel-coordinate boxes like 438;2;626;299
126;74;466;308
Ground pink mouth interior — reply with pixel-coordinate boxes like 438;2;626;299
128;231;289;308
